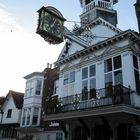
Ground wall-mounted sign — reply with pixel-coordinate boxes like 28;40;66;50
36;6;66;44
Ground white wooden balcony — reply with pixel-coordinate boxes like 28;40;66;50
46;85;132;114
83;0;113;13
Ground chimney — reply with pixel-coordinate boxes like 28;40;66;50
50;64;52;69
47;63;50;68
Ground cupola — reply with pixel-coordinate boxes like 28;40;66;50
79;0;118;26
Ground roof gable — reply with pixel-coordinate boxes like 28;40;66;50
3;90;24;109
88;17;121;34
55;30;140;66
57;17;121;62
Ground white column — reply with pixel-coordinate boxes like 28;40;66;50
30;107;33;126
96;61;104;89
38;107;41;126
76;68;81;94
110;0;114;9
95;0;98;6
122;52;136;90
122;52;136;106
20;109;24;127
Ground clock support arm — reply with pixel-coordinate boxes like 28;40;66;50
63;27;88;48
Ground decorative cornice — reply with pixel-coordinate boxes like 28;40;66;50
88;17;121;34
55;30;140;66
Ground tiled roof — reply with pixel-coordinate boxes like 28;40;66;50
8;90;24;109
0;97;5;106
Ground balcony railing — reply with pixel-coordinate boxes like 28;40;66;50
46;85;131;114
83;0;113;13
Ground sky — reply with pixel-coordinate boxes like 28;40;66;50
0;0;138;96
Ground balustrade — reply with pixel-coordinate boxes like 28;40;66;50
83;0;113;13
46;85;131;114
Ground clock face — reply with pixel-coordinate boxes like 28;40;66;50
43;14;62;37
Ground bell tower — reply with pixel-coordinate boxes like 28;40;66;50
79;0;118;26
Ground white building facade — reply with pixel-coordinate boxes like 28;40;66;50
0;90;24;140
43;0;140;140
19;72;44;140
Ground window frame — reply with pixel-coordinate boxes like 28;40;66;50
81;64;96;92
6;109;12;118
32;107;39;125
104;55;123;87
35;80;42;95
63;71;75;85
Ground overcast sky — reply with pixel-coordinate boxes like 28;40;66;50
0;0;138;96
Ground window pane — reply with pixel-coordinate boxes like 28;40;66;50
105;73;113;96
82;67;88;79
32;108;39;125
114;70;123;85
34;108;39;115
7;109;12;118
90;78;96;90
90;78;96;98
113;55;122;70
105;73;113;87
82;80;88;100
53;80;59;95
82;80;88;91
26;89;29;97
70;71;75;83
36;80;42;89
104;58;112;73
90;65;96;77
63;74;69;85
36;80;42;95
133;55;138;69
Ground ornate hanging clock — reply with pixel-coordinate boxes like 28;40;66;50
36;6;66;44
